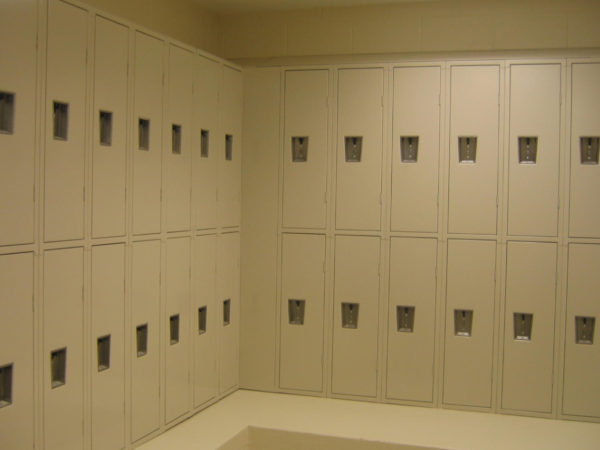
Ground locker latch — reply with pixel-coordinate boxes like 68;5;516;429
518;137;538;164
172;124;182;154
225;135;233;161
138;118;150;150
50;348;67;388
0;363;13;408
288;299;306;325
345;136;362;162
136;324;148;357
201;129;209;158
400;136;419;163
458;136;477;163
454;309;473;337
53;101;69;141
513;312;533;341
169;314;180;344
198;306;207;334
580;137;599;165
223;299;231;326
99;110;113;146
97;335;111;372
575;316;595;344
342;302;359;329
396;306;415;332
291;137;309;162
0;91;15;134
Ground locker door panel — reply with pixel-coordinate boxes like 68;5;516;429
280;233;326;392
448;65;499;235
0;253;34;449
44;0;88;242
282;70;329;229
332;235;380;397
502;242;556;413
391;66;441;233
508;64;561;237
443;240;496;407
336;68;384;231
43;247;84;450
387;238;437;402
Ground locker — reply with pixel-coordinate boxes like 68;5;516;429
332;235;380;397
336;68;384;231
43;247;84;449
0;1;36;246
131;240;160;441
443;240;496;407
386;238;437;402
193;56;220;230
0;253;34;449
165;237;191;422
569;63;600;238
282;70;329;229
166;45;193;232
391;67;441;233
91;244;125;449
448;65;500;235
507;64;561;237
193;235;218;407
92;17;128;238
44;0;88;242
563;244;600;417
132;32;163;235
280;233;326;392
502;242;556;413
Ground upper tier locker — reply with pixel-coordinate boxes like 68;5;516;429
193;56;220;230
132;32;163;235
91;17;128;239
0;253;34;449
0;1;36;246
336;68;384;231
569;63;600;238
448;65;500;235
332;235;380;397
44;0;88;242
218;67;242;228
282;70;329;230
391;66;441;233
166;45;193;232
507;64;561;237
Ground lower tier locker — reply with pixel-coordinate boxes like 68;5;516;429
332;235;380;398
386;238;437;403
0;253;34;449
280;233;326;392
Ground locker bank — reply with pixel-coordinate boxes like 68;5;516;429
1;0;599;448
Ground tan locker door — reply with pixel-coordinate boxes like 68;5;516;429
336;68;384;231
43;247;84;450
193;57;220;230
131;240;160;441
193;234;218;407
387;238;437;402
132;32;163;235
569;63;600;238
448;65;500;235
165;237;191;423
280;233;326;392
391;67;441;233
332;235;380;397
0;253;33;449
502;242;556;413
508;64;561;237
0;1;36;245
443;239;496;407
563;244;600;417
44;0;87;242
282;70;329;229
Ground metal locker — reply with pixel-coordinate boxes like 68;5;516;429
387;238;437;402
443;239;496;407
44;0;88;242
332;235;380;397
43;247;84;449
165;237;191;422
131;240;160;441
569;63;600;238
336;68;384;231
0;1;36;246
282;70;329;229
92;17;128;239
507;64;561;237
448;65;500;235
132;32;163;235
0;253;33;449
280;233;326;392
563;244;600;417
193;235;218;407
91;244;125;449
502;242;556;413
391;66;441;233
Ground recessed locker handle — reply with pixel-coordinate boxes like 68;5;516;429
198;306;207;334
288;299;306;325
580;137;599;165
50;348;67;388
200;129;209;158
169;314;180;345
225;134;233;161
53;101;69;140
400;136;419;163
575;316;595;344
136;324;148;357
344;136;362;162
291;136;309;162
454;309;473;337
341;302;359;329
99;110;113;146
0;91;15;134
397;306;415;332
0;363;13;408
97;335;111;371
513;313;533;341
458;136;477;163
223;299;231;326
138;118;150;150
518;136;538;164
